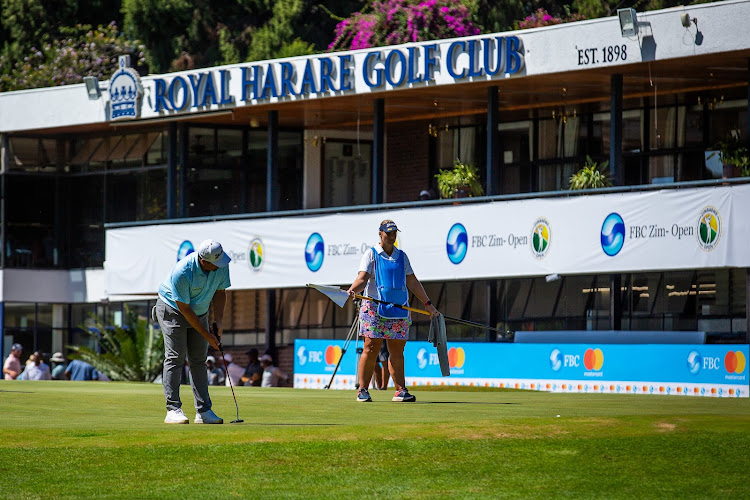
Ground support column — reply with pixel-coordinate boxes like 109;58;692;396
267;110;279;212
610;274;622;331
746;269;750;343
178;124;188;218
746;59;750;154
1;133;8;268
372;98;385;204
486;87;499;196
265;289;277;356
610;74;624;186
166;122;177;219
486;280;497;341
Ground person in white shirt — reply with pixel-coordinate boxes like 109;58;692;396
18;351;51;380
260;354;288;387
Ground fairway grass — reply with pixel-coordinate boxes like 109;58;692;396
1;381;748;499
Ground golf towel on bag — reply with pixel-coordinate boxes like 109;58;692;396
429;313;450;377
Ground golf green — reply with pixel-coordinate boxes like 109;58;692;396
1;381;748;498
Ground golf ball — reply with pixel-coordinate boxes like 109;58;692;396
556;415;561;417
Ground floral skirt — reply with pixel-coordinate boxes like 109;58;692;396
359;300;411;340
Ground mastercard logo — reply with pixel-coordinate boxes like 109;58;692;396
725;351;746;374
448;347;466;368
583;348;604;371
324;345;342;365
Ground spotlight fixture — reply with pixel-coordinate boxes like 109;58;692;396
83;76;100;100
617;8;638;37
680;12;697;28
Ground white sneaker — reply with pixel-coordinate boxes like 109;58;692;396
164;408;189;424
194;409;223;424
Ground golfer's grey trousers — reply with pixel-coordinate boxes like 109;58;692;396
156;298;213;413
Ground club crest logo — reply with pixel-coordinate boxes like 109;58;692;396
697;207;721;252
109;55;143;120
248;237;264;271
530;217;551;259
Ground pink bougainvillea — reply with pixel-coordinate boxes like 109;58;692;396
328;0;480;51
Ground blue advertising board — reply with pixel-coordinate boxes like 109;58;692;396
293;339;748;398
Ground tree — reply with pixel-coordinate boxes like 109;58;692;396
68;307;164;383
0;23;146;92
328;0;481;52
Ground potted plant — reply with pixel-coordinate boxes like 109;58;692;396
568;155;612;190
435;159;483;199
710;133;749;178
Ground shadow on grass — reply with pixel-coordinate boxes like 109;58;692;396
231;423;342;426
417;401;520;405
0;390;35;393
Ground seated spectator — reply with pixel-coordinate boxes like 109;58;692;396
206;356;224;386
260;354;289;387
18;351;51;380
241;348;262;387
64;359;99;381
224;353;245;387
50;352;67;380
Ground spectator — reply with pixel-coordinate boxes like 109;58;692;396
18;351;51;380
3;343;23;380
260;354;289;387
206;356;224;386
224;353;245;388
419;189;433;201
50;352;67;380
372;341;391;390
241;348;262;386
64;359;99;381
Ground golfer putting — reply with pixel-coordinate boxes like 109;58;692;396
346;219;438;402
154;239;231;424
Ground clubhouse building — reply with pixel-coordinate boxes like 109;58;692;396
1;1;749;390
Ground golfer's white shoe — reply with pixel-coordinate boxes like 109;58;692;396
164;408;189;424
195;409;224;424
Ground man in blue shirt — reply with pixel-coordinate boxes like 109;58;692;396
64;359;99;381
155;239;231;425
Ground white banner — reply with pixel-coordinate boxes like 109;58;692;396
104;184;750;295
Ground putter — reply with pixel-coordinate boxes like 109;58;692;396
212;323;244;423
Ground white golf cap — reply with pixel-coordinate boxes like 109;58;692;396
197;240;231;267
206;355;216;363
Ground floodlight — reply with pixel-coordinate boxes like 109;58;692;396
617;8;638;37
83;76;100;100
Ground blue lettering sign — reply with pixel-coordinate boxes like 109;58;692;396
506;36;523;74
260;65;279;99
202;71;219;106
154;78;170;111
338;54;352;91
168;76;189;110
385;50;406;87
407;46;421;84
483;37;503;76
300;59;318;94
423;44;438;82
363;52;383;88
447;41;466;79
219;69;234;105
319;57;335;92
280;62;296;97
241;66;260;102
467;39;482;78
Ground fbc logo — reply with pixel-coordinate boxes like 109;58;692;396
177;240;194;261
687;350;702;375
601;213;625;256
248;237;264;271
325;345;342;366
549;349;562;371
697;207;721;252
446;223;468;264
296;346;307;366
448;347;465;369
725;350;746;374
583;348;604;371
530;218;551;259
416;347;441;370
305;233;325;272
